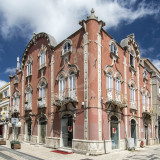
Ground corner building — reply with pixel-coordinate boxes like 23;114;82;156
9;10;158;154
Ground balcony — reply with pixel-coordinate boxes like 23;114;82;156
25;102;32;111
106;89;127;108
12;105;19;113
54;88;77;107
38;63;46;71
38;98;46;108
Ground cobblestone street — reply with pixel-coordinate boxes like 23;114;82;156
0;140;160;160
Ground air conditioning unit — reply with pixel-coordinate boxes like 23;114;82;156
127;138;134;150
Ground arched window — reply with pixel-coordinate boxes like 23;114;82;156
27;62;32;76
40;51;46;67
39;82;46;102
59;76;65;100
142;93;145;112
146;93;149;111
130;84;135;102
115;77;121;93
26;88;31;104
62;41;71;55
130;51;134;68
68;72;76;98
107;72;113;90
111;43;117;55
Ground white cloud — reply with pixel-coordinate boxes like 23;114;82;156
151;59;160;71
0;0;159;42
139;46;154;57
5;67;16;74
0;80;7;88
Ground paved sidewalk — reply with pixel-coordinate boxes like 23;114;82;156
0;140;160;160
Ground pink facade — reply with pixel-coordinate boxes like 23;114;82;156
9;10;156;154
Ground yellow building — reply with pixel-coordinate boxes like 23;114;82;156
0;82;10;139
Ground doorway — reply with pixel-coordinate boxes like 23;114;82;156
110;116;119;149
131;119;136;146
26;119;31;141
0;125;3;138
61;114;73;148
39;117;46;144
145;125;148;145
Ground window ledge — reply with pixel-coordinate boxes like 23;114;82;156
110;51;119;60
61;50;71;57
129;65;136;72
38;64;46;71
26;74;32;78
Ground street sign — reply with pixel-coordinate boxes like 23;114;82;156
11;118;18;124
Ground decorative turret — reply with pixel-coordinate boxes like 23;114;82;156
87;8;98;21
17;57;20;71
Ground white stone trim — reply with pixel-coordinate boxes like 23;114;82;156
83;32;89;140
97;33;102;140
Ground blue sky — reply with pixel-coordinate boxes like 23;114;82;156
0;0;160;87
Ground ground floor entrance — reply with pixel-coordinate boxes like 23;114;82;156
26;119;31;141
39;117;46;144
0;125;3;138
110;116;119;149
61;114;73;148
131;119;137;146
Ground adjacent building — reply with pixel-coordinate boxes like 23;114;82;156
9;9;159;154
0;82;10;139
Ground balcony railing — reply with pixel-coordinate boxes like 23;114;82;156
59;88;77;100
25;102;32;111
12;105;19;113
130;101;137;110
38;98;46;108
106;89;127;108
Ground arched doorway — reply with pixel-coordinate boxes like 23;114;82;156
61;114;73;148
110;116;119;149
39;117;47;144
25;118;32;141
131;119;136;146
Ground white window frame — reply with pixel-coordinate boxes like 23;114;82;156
111;43;117;55
40;51;46;67
130;51;135;68
4;91;7;98
146;95;149;111
115;77;121;93
62;42;71;55
130;84;135;102
142;93;145;111
27;62;32;76
26;88;31;104
107;72;113;90
68;72;76;98
59;76;65;99
39;82;46;102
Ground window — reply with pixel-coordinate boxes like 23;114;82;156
59;76;65;99
115;77;121;92
142;93;145;111
13;96;19;107
27;62;31;76
39;82;46;102
40;51;46;66
4;91;7;98
69;72;76;98
107;72;113;90
26;88;31;104
111;43;117;55
130;51;134;67
3;107;7;111
146;95;149;111
62;42;71;55
130;84;135;102
143;69;147;79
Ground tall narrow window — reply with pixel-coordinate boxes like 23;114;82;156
111;43;117;55
107;72;113;90
40;51;45;66
39;82;46;102
26;88;31;104
130;51;134;67
27;62;31;76
130;84;135;102
142;94;145;111
69;72;75;98
59;76;65;100
115;77;121;93
147;95;149;111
